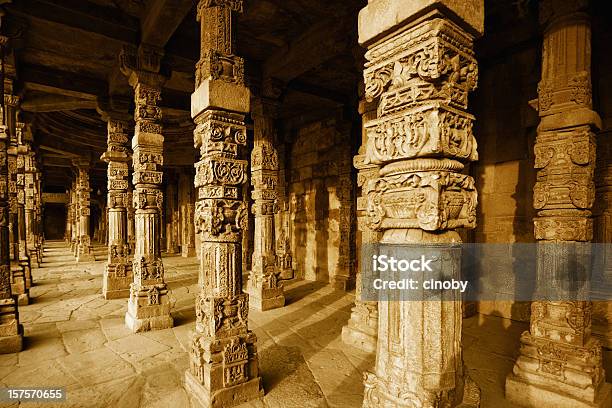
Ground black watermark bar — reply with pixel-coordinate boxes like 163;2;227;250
360;243;612;302
0;387;67;402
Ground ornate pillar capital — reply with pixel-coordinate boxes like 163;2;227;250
119;44;168;88
539;0;590;27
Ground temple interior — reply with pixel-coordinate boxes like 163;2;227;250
1;0;612;407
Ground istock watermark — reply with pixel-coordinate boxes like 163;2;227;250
359;243;612;302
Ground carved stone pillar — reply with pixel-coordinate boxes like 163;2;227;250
248;96;285;311
101;115;133;299
185;1;263;406
4;79;27;305
342;98;379;353
593;130;612;348
120;44;173;332
127;185;135;254
331;143;355;291
274;141;293;280
35;169;42;258
505;1;612;407
179;170;196;257
74;159;94;262
165;170;179;254
15;122;32;288
24;143;40;267
65;191;72;243
0;36;24;352
70;181;79;253
358;1;483;406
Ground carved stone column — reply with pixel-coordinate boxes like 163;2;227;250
342;98;379;353
4;78;27;305
185;1;263;406
0;35;24;352
70;180;79;253
179;170;196;257
74;159;94;262
25;143;40;267
65;190;72;243
358;1;483;406
593;130;612;348
15;122;32;288
101;114;133;299
120;44;173;332
35;168;42;259
505;1;612;407
274;141;293;280
165;170;179;254
331;142;355;291
248;96;285;311
127;185;135;254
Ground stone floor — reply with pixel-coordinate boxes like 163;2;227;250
1;241;610;408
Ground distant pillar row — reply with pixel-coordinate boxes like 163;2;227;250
0;33;24;353
101;115;133;299
506;1;612;407
185;0;263;406
248;95;285;311
358;1;483;406
120;44;173;333
73;159;94;262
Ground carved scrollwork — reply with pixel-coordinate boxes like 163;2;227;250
195;198;246;239
365;107;477;165
365;171;477;231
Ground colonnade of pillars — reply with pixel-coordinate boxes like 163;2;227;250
1;43;43;352
2;1;612;407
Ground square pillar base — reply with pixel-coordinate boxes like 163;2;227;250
16;294;29;306
19;260;32;290
331;275;355;291
0;332;23;354
102;263;132;300
104;288;131;300
341;324;377;353
10;263;29;305
76;252;95;262
341;302;378;352
185;371;263;408
181;247;196;257
247;286;285;311
506;374;612;408
124;286;174;332
0;300;24;354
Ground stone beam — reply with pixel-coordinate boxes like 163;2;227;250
6;0;139;43
287;80;349;105
140;0;194;47
41;156;75;168
21;95;97;112
37;137;90;157
263;16;353;82
21;65;106;100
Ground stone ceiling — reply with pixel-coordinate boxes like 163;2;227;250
3;0;365;191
